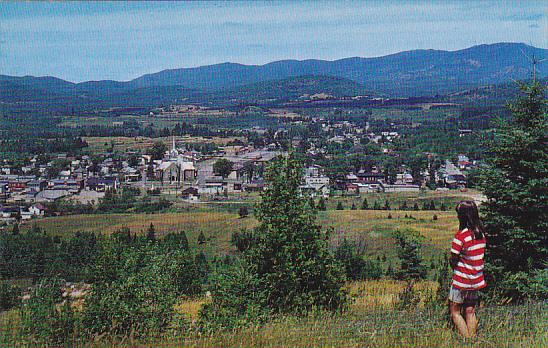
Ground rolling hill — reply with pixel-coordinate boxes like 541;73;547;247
1;42;546;114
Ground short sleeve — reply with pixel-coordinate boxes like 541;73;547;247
451;231;464;255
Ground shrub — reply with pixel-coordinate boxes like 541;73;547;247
393;229;427;280
231;230;256;252
199;260;270;331
20;278;77;345
82;250;179;338
238;206;249;218
0;280;20;310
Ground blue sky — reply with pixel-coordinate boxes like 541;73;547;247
1;1;546;82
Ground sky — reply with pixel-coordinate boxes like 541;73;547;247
1;1;546;82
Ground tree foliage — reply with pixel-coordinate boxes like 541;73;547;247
479;82;547;299
202;153;347;328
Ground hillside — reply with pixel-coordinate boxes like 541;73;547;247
128;42;547;96
1;43;546;115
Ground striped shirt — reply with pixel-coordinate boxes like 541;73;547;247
451;228;486;290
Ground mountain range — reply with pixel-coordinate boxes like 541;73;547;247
1;42;546;113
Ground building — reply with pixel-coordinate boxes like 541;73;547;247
86;177;118;192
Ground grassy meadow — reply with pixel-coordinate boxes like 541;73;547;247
9;189;545;347
2;280;546;347
21;209;457;261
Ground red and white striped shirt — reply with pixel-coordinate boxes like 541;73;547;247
451;228;486;290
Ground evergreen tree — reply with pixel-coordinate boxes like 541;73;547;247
248;153;346;312
238;206;249;218
336;202;344;210
440;203;447;211
351;203;357;210
400;201;408;210
11;223;19;236
317;197;327;211
146;223;156;242
429;200;436;210
480;82;547;299
393;229;427;280
361;197;369;210
197;231;206;245
383;200;391;210
373;201;382;210
413;202;419;211
202;153;347;322
308;197;316;210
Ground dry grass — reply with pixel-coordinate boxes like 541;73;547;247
2;280;546;347
23;209;457;259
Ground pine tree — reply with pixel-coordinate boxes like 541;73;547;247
336;202;344;210
429;200;436;210
317;197;327;211
440;203;447;211
146;223;156;241
238;206;249;218
373;201;381;210
361;197;369;210
413;202;419;211
197;231;206;245
480;82;547;299
244;153;347;312
393;229;427;280
308;197;316;210
384;200;391;210
11;223;19;236
351;203;357;210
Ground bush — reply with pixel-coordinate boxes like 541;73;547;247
82;249;180;338
0;280;20;310
394;281;421;310
393;229;427;280
20;278;77;345
238;206;249;218
199;260;270;331
231;230;256;252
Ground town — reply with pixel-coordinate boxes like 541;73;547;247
0;104;478;226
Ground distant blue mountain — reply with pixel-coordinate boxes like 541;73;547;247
1;43;546;111
127;43;547;96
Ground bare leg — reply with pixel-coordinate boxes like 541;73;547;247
449;301;470;338
464;305;478;337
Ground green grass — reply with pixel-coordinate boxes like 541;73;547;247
2;280;545;347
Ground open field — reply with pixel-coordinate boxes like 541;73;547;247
83;135;245;154
2;280;545;347
22;209;456;261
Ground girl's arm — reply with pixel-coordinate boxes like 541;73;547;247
449;253;460;270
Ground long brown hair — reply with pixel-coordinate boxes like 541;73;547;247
456;200;484;239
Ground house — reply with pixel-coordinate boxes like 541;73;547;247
27;180;47;192
86;177;118;192
35;189;71;202
29;203;46;217
356;171;386;183
383;184;420;192
8;180;29;192
181;187;200;201
445;174;467;189
0;206;20;219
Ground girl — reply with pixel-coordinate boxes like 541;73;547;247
449;200;486;338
